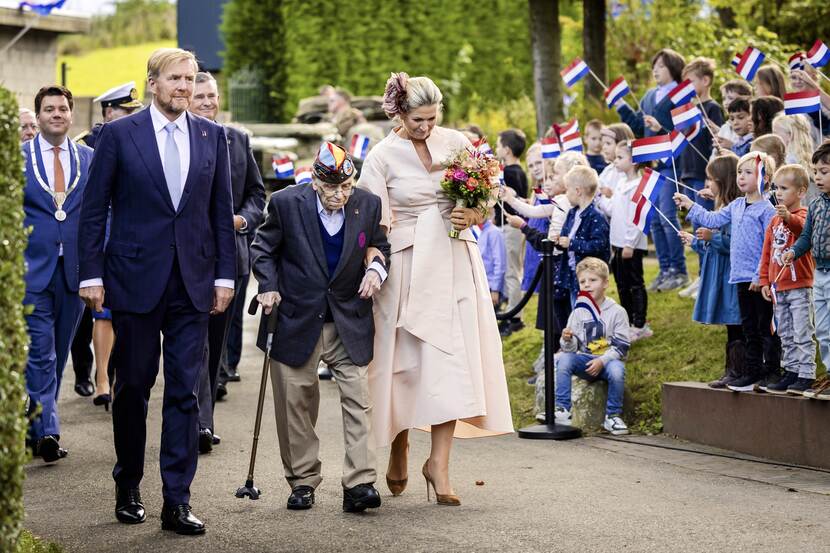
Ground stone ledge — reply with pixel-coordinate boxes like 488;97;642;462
662;381;830;469
0;7;90;34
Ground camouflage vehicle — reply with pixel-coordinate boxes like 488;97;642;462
245;95;394;191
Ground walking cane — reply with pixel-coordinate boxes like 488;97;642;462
235;296;278;500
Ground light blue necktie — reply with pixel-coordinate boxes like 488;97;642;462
163;122;181;209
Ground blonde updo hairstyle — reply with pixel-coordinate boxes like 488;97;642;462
382;72;443;120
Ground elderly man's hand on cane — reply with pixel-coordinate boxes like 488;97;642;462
257;291;282;315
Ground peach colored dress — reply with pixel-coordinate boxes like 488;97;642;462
358;126;514;447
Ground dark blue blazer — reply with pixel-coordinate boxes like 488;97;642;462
556;203;611;292
78;108;236;314
22;136;94;293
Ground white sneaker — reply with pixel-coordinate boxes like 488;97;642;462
630;324;653;342
603;415;629;435
678;277;700;298
554;407;572;426
535;412;546;423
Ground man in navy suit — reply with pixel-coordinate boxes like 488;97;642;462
22;85;93;463
78;48;236;535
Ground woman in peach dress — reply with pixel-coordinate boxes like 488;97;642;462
358;73;513;506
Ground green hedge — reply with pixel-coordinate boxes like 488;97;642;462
0;87;31;550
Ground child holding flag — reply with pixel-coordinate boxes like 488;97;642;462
783;142;830;399
555;257;631;435
675;152;779;392
715;80;753;152
597;124;635;209
604;140;650;341
584;120;608;174
758;165;815;394
616;48;689;292
727;97;754;157
678;154;744;388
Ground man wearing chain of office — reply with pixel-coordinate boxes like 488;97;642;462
22;85;94;463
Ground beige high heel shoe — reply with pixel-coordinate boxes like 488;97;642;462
386;441;409;496
421;460;460;506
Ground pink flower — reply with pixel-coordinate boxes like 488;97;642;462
452;169;468;182
466;177;479;190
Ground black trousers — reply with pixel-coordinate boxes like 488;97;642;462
610;247;647;328
70;307;93;383
736;282;781;378
110;261;209;505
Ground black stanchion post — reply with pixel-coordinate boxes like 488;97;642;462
518;239;582;440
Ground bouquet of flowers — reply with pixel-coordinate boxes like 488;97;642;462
440;147;501;238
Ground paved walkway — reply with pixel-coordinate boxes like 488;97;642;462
23;301;830;552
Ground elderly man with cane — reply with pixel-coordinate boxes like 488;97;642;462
250;141;390;512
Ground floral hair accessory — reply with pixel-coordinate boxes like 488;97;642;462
382;72;410;118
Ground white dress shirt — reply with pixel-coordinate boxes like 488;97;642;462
38;135;71;191
80;102;234;290
316;196;387;282
149;102;190;193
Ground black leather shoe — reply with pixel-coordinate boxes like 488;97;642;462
74;379;94;397
161;503;205;535
224;366;241;382
198;428;213;454
343;483;382;513
287;485;315;510
211;433;221;445
216;382;228;401
115;487;146;524
37;435;68;463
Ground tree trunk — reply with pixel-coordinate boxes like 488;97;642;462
528;0;563;137
582;0;606;101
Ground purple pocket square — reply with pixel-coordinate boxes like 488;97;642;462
358;231;366;249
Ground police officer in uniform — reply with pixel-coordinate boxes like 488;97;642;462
69;82;144;398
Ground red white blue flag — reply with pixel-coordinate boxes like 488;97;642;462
574;291;601;322
736;46;766;81
660;130;690;164
561;58;590;88
756;155;766;195
560;131;583;152
499;163;505;185
473;138;493;156
784;90;822;115
554;119;579;139
272;156;294;179
682;121;702;142
604;76;630;108
731;52;742;67
631;134;673;163
630;168;666;233
349;134;370;159
294;167;313;185
541;137;560;159
18;0;66;15
671;103;703;130
806;40;830;68
669;79;696;106
789;52;805;71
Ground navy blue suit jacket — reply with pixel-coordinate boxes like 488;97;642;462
22;136;94;293
78;107;236;314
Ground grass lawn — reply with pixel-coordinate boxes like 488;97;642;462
504;251;731;434
57;40;176;98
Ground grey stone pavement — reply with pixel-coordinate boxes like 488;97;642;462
24;299;830;553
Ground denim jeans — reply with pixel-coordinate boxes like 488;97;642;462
650;167;687;276
814;269;830;370
555;352;625;416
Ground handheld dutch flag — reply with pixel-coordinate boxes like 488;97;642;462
671;103;703;130
18;0;67;15
682;121;702;142
756;155;766;195
560;58;590;88
541;137;561;159
660;130;690;164
784;90;822;115
553;119;579;139
604;76;630;108
473;138;493;156
574;291;601;323
731;52;742;67
630;168;666;233
560;131;583;152
499;164;505;186
669;79;697;106
631;134;673;163
806;40;830;68
272;156;294;179
294;167;313;185
349;134;370;159
789;52;805;71
735;46;766;81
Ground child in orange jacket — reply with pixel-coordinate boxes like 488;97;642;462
759;165;816;394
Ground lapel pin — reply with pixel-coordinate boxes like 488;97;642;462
202;130;207;137
354;208;359;215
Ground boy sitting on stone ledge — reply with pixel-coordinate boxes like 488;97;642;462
555;257;631;435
